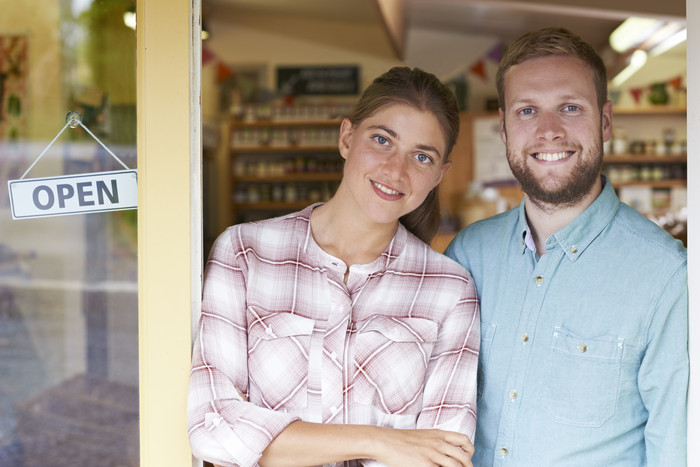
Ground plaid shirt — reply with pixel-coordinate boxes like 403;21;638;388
188;205;479;467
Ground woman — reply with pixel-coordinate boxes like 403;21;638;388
188;67;479;467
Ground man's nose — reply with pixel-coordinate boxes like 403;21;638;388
536;112;565;141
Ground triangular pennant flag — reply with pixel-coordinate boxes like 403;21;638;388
630;88;643;104
486;42;504;63
668;75;683;90
202;45;215;66
217;62;234;83
469;60;488;82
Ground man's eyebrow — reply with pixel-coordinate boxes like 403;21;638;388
510;93;587;106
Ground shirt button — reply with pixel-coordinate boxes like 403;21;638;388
570;245;578;254
535;276;544;286
509;390;518;400
521;333;529;343
500;447;508;457
577;344;588;353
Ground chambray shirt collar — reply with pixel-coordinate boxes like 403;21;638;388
518;175;620;261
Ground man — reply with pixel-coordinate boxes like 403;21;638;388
445;27;688;466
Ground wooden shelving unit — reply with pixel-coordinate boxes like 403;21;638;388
214;118;345;232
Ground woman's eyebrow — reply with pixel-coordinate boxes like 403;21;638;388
367;124;397;139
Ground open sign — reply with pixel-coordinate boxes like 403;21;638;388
8;170;138;219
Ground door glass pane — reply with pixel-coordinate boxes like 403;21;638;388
1;1;138;465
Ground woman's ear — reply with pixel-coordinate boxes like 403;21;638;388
338;118;354;160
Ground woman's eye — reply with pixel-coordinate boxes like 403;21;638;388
374;135;389;145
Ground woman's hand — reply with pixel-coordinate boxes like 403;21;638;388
371;427;474;467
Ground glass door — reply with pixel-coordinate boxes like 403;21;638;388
0;1;138;465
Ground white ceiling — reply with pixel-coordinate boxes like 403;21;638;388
204;0;687;88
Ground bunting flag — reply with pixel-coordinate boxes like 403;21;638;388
629;88;644;104
466;41;504;82
217;62;234;83
668;75;683;90
486;42;504;63
202;45;215;66
469;59;488;82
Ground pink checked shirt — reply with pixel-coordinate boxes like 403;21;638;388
187;205;479;467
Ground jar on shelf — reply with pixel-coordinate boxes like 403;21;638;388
612;128;628;154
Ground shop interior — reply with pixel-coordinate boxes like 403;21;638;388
0;1;688;464
200;0;688;255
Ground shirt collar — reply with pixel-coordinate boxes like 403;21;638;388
518;175;620;261
299;203;407;272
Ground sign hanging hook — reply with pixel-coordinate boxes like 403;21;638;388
20;111;132;180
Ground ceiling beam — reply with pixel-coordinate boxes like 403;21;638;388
373;0;407;60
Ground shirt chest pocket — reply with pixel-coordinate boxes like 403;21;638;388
352;316;438;415
544;326;624;427
247;310;315;410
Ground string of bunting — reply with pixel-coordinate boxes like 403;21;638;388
610;75;684;106
203;44;235;83
468;42;504;82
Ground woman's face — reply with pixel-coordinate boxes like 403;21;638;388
337;103;451;226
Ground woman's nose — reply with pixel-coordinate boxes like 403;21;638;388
383;152;407;179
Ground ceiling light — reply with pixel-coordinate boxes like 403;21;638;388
123;10;136;30
649;28;687;57
609;17;661;53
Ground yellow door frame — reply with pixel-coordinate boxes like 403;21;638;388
137;1;201;465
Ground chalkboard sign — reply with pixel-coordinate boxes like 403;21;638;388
277;65;359;96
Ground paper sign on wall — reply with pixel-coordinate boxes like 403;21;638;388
7;111;137;220
8;170;137;219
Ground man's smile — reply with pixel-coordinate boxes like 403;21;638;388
532;151;574;162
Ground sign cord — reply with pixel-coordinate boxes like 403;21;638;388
20;111;131;180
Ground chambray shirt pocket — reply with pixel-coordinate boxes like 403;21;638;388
247;310;316;409
477;323;497;405
544;326;624;427
352;316;438;415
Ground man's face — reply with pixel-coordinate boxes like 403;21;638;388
499;55;612;208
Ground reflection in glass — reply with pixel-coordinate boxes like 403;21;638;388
0;1;138;465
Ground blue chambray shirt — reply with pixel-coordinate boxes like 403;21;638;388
445;177;688;466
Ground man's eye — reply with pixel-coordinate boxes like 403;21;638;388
564;105;581;111
519;108;534;115
415;153;433;164
374;135;389;145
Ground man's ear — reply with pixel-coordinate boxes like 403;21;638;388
338;118;353;160
601;100;613;142
499;108;507;144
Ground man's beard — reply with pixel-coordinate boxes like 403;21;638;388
506;137;604;208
